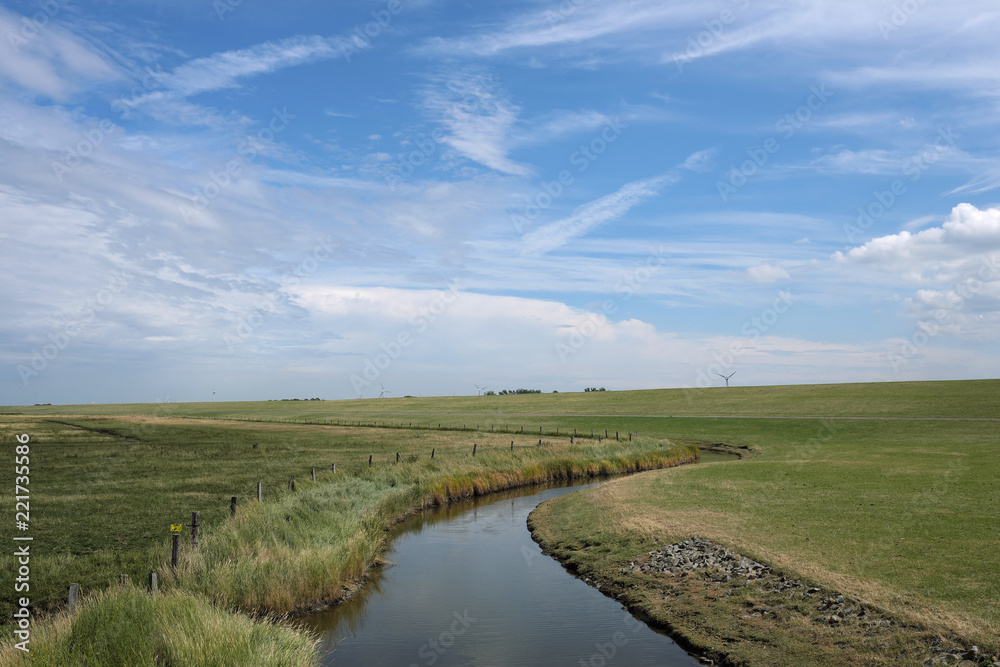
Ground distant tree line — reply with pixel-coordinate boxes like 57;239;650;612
482;388;542;396
267;398;324;401
583;387;606;392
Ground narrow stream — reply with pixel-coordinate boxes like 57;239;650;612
300;479;702;666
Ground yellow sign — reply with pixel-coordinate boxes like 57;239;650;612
170;524;183;532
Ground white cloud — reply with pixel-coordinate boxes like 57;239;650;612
0;7;120;99
136;35;349;104
521;173;678;255
746;264;791;283
421;69;531;176
679;148;718;173
511;109;611;146
834;204;1000;342
836;204;1000;268
415;1;702;58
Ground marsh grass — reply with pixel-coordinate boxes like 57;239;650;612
0;413;695;664
0;587;318;667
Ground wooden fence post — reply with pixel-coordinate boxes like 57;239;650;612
288;476;295;491
191;512;200;548
369;454;372;467
396;452;400;463
570;436;574;444
510;441;514;451
473;443;477;457
311;468;316;482
148;572;158;593
616;431;619;441
120;574;130;586
257;481;262;502
69;583;79;612
431;448;435;459
171;534;180;569
230;496;237;518
629;432;632;441
332;463;336;473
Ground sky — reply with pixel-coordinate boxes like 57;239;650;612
1;0;1000;405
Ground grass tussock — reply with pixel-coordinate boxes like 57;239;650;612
0;587;317;667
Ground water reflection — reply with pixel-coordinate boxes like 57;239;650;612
299;479;700;667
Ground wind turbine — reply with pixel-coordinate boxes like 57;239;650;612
716;371;736;387
379;384;391;398
475;383;488;396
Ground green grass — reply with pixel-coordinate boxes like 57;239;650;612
529;414;1000;664
0;587;318;666
1;378;996;665
0;412;694;664
6;378;1000;422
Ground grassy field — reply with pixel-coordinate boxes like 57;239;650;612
7;378;999;422
528;395;1000;664
1;379;996;665
0;410;694;665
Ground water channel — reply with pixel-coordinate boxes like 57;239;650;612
300;456;738;666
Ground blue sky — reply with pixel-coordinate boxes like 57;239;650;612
2;0;999;404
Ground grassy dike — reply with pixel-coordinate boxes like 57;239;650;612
0;414;696;665
528;415;1000;666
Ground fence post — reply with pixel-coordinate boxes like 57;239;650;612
570;436;574;444
257;481;262;502
616;431;619;441
230;496;237;518
148;572;158;593
473;443;477;457
69;583;79;612
120;574;130;587
332;463;336;473
431;448;435;459
511;441;514;451
396;452;400;463
191;511;200;548
171;534;180;569
369;454;372;467
288;475;295;491
629;432;632;441
311;468;316;482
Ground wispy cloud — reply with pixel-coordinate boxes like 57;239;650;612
134;34;350;106
421;69;531;176
680;148;718;173
521;173;678;255
511;109;611;146
415;1;700;58
0;6;120;100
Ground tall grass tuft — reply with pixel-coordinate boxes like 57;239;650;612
0;587;318;667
